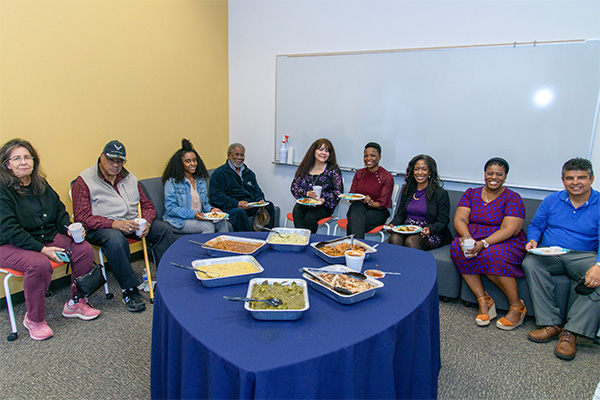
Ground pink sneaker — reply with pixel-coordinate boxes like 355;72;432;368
62;300;101;321
23;313;53;341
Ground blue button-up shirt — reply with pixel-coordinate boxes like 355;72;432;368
527;189;600;262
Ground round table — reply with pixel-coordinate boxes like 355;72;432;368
151;232;440;399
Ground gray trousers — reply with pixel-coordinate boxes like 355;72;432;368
522;251;600;338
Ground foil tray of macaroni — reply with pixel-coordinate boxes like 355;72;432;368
204;235;267;257
302;265;383;305
310;239;376;264
266;228;311;252
192;255;264;287
244;278;310;321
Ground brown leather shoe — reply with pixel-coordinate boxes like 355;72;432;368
528;325;562;343
554;330;577;361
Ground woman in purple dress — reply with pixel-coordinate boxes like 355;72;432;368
450;157;527;330
388;155;452;250
290;139;343;233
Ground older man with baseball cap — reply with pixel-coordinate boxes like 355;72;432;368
72;140;176;312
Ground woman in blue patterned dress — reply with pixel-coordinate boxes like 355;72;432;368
290;138;343;233
450;157;527;330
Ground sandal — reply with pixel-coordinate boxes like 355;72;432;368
496;299;527;331
475;292;497;326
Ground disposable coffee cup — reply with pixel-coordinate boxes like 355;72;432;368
313;185;322;199
463;238;475;258
135;218;147;237
68;223;84;243
345;250;365;272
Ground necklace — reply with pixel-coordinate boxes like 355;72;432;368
413;193;419;201
310;173;321;186
413;187;426;201
482;187;504;204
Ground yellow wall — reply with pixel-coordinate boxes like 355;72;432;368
0;0;229;298
0;0;229;211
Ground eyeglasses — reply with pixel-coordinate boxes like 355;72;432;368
106;158;125;166
8;155;34;163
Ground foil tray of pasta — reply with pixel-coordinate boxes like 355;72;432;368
192;255;264;287
310;238;376;264
302;265;383;305
204;235;267;257
244;278;309;320
266;228;311;251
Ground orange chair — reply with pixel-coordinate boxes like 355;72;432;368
0;260;65;341
284;212;336;235
334;183;400;242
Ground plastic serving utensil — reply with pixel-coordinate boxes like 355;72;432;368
188;239;221;251
223;296;282;307
169;262;220;279
301;268;353;296
256;225;289;238
301;267;368;281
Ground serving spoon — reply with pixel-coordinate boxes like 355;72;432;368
169;262;221;279
256;225;289;238
188;239;221;251
223;296;282;307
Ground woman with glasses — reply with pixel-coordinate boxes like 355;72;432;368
162;139;229;233
0;139;100;341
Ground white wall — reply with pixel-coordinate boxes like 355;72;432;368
229;0;600;227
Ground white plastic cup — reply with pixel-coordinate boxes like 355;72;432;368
135;218;147;237
313;185;322;199
345;250;366;272
462;238;475;258
68;223;84;243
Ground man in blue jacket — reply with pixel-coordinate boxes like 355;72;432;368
523;158;600;361
209;143;276;231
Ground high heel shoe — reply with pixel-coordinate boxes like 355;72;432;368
496;299;527;331
475;292;497;326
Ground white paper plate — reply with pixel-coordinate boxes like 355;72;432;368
296;198;320;207
247;201;270;208
391;225;422;234
201;212;228;222
338;193;366;201
528;246;570;256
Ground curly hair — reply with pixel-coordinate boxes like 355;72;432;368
402;154;442;200
162;139;209;184
0;138;46;196
294;138;338;179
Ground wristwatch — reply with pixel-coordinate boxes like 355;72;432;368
481;239;489;248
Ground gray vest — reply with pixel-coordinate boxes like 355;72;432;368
79;164;140;221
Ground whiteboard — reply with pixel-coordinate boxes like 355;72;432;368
275;40;600;190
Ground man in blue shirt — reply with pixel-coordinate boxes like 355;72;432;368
523;158;600;361
209;143;276;231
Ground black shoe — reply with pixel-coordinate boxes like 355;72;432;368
122;288;146;313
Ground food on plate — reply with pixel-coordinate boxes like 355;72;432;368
197;261;258;279
536;246;564;254
364;269;385;279
207;239;263;253
395;225;420;232
248;200;267;206
298;198;320;205
311;273;374;294
268;233;308;245
204;212;226;219
249;281;305;310
319;243;367;257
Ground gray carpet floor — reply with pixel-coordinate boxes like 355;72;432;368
0;259;598;400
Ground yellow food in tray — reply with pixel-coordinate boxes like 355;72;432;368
198;261;258;279
267;233;308;245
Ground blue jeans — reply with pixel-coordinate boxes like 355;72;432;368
86;220;176;290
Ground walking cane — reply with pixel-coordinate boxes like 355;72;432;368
137;203;155;302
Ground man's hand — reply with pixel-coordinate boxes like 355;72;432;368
525;239;538;251
238;200;251;210
41;246;65;263
112;220;138;235
585;263;600;288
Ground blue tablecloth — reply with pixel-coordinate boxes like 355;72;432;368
151;232;440;399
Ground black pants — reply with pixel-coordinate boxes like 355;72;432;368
292;204;333;233
346;202;389;239
225;202;276;231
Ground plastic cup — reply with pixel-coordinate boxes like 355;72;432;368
68;223;84;243
135;218;147;237
462;238;475;258
313;185;322;199
345;250;365;272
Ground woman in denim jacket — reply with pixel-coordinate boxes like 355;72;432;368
162;139;229;234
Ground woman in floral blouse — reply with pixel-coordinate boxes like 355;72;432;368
290;138;343;233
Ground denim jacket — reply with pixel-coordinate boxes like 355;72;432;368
163;177;212;229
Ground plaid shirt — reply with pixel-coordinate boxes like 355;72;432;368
72;170;156;231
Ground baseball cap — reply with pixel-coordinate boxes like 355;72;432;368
102;140;127;161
